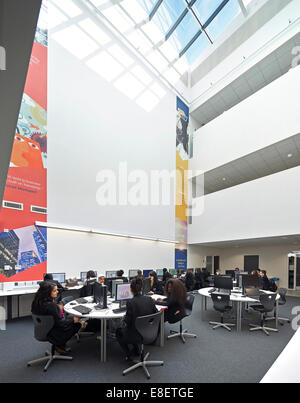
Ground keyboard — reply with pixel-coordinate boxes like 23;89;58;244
112;307;127;314
75;298;88;304
72;305;92;315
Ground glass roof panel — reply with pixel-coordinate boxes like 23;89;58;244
191;0;224;24
183;31;210;65
171;11;201;52
151;0;186;34
205;0;241;41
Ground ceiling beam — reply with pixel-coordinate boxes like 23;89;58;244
238;0;248;17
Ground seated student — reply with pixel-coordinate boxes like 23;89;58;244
259;270;271;291
136;270;144;280
157;279;187;324
162;268;172;283
199;268;210;287
148;271;164;295
31;282;83;354
116;277;158;361
215;269;222;276
185;271;195;292
116;270;129;283
44;273;66;303
80;270;97;298
98;275;105;284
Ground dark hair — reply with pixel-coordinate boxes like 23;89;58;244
149;271;158;282
163;268;167;273
44;273;53;281
116;270;124;277
32;281;56;313
130;277;143;296
87;270;96;280
165;278;186;306
185;271;194;279
137;270;142;277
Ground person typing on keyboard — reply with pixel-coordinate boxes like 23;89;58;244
116;277;158;362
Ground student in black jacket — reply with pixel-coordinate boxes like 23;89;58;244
116;277;158;360
80;270;97;297
157;279;187;324
148;271;163;295
185;271;195;292
116;270;129;283
31;282;82;353
44;273;66;303
162;268;172;283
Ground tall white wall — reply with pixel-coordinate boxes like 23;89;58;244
191;65;300;173
189;166;300;244
48;13;177;273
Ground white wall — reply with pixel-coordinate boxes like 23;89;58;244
47;228;174;279
48;11;178;273
189;166;300;244
191;65;300;173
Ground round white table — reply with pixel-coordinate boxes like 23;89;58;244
64;295;166;362
198;287;280;332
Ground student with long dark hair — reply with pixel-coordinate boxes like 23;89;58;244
157;278;187;324
80;270;97;297
43;273;65;302
31;282;82;353
148;271;163;295
116;277;158;361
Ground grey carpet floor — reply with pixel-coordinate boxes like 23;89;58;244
0;295;298;383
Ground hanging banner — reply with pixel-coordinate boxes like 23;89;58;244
175;97;189;272
0;2;48;282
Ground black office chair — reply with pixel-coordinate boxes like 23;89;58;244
122;311;164;380
209;293;235;332
249;293;278;336
265;288;291;326
27;315;73;372
167;294;197;343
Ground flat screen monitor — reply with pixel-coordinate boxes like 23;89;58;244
112;279;123;298
156;269;163;276
242;275;261;289
115;283;133;302
169;269;177;276
129;269;139;279
143;269;151;277
225;270;235;278
50;273;65;284
214;275;233;291
142;277;151;295
106;271;117;279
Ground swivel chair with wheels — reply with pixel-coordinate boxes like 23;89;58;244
27;315;73;372
265;288;291;326
209;293;235;332
168;293;197;343
249;293;278;336
123;311;164;380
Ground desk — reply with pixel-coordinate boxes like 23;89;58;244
260;326;300;383
64;294;166;363
198;288;279;332
0;285;83;320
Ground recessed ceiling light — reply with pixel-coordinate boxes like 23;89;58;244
288;153;293;158
222;177;226;181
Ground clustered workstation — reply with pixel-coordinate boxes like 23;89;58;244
1;268;289;379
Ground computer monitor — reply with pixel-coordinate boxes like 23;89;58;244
214;275;233;291
106;271;117;279
80;272;87;282
225;270;235;278
143;269;151;277
156;269;163;277
93;282;107;308
128;269;139;279
112;279;123;298
242;275;261;289
115;283;133;303
177;269;184;276
142;277;151;295
50;273;65;284
169;269;177;276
